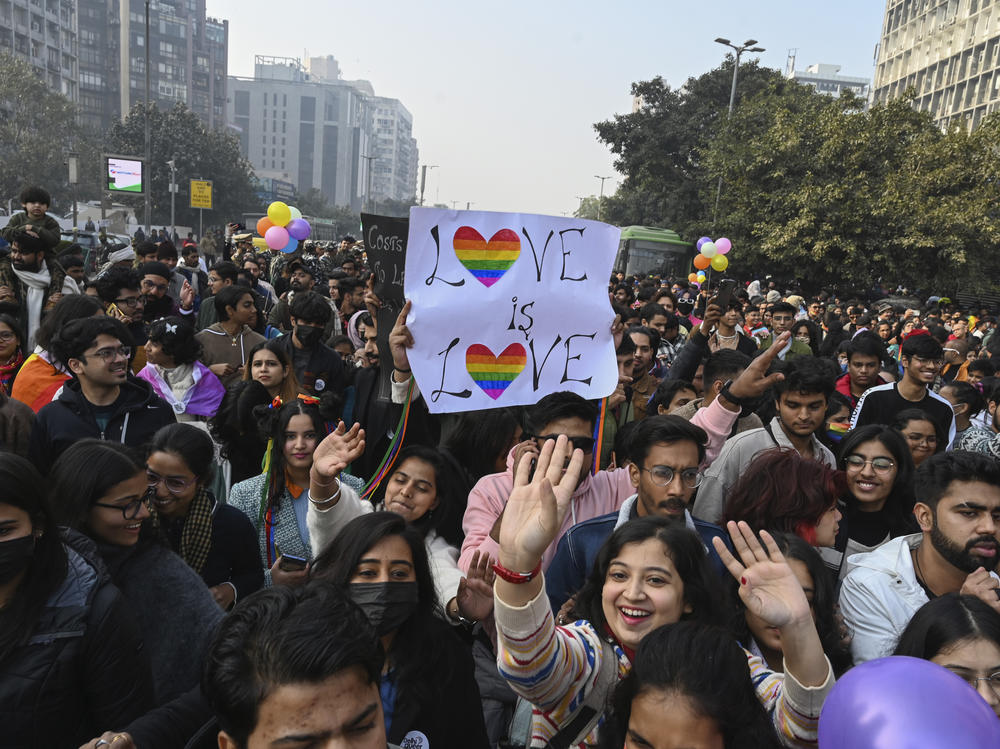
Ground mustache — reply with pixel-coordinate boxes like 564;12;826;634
967;536;1000;551
657;498;688;514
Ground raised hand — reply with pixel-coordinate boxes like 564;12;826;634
497;434;584;573
457;550;496;622
712;521;811;629
961;567;1000;614
720;330;790;408
389;299;414;372
310;422;365;482
179;279;195;310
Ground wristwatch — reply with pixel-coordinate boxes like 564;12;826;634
719;379;752;408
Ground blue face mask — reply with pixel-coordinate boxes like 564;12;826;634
838;359;848;374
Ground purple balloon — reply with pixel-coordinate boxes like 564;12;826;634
287;218;311;241
819;656;1000;748
265;225;289;250
280;236;298;254
696;236;712;250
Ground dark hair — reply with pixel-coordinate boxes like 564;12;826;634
769;301;796;316
724;449;845;545
612;419;643;466
19;185;50;206
627;325;659;356
202;581;383;747
703;350;751;391
838;425;916;530
289;291;332;325
526;391;600;435
50;316;133;369
49;439;145;530
891;407;943;451
312;513;463;716
135;241;158;259
155;244;177;262
629;414;707;468
901;333;944;360
0;313;24;352
648;379;697;414
773;356;835;399
382;445;464;548
36;290;100;346
727;533;852;678
214;285;253;321
894;593;1000;659
210;261;239;285
146;316;202;366
62;255;84;270
0;454;68;663
969;359;995;377
140;261;172;281
639;303;668;324
572;517;725;631
790;319;821;356
940;381;986;418
847;331;887;364
148;423;215;482
615;333;636;358
915;450;1000;511
598;622;782;749
242;339;299;403
440;407;522;484
95;266;141;304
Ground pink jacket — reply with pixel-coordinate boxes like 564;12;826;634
458;398;739;573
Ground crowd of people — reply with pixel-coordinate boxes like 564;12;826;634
0;184;999;748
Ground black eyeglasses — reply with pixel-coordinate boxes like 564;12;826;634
93;496;150;519
531;434;596;453
114;296;142;308
642;465;702;488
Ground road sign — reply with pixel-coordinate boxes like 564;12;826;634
190;179;213;209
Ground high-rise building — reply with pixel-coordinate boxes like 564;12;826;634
872;0;1000;130
785;52;870;98
0;0;79;103
228;54;420;211
371;96;418;202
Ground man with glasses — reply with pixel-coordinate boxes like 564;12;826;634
139;261;194;322
841;450;1000;663
95;266;151;373
27;316;175;472
852;331;956;449
545;415;730;613
759;301;811;360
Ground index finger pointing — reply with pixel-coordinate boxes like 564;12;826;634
397;299;412;325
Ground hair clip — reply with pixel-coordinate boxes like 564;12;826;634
165;323;178;334
270;396;283;409
298;395;320;406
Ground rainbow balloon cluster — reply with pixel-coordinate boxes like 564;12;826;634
257;202;312;254
688;236;733;286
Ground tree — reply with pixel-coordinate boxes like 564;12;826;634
294;187;331;217
0;53;91;211
105;102;261;228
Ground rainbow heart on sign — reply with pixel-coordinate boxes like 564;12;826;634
466;343;527;399
453;226;520;287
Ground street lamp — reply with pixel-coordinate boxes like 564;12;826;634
712;37;765;227
595;175;612;221
167;158;177;243
419;164;438;206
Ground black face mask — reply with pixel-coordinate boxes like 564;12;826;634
349;582;418;635
295;324;323;347
0;534;35;583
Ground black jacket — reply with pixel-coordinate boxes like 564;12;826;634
28;375;176;472
272;333;346;397
0;531;154;747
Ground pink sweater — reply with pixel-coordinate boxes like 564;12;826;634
458;398;738;573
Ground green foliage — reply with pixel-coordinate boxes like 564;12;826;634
0;53;88;210
294;187;331;217
106;102;262;228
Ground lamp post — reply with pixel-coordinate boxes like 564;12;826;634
361;154;376;212
167;159;176;242
595;175;612;221
419;164;438;206
144;0;151;236
712;37;765;228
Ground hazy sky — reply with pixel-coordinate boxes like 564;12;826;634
208;0;886;217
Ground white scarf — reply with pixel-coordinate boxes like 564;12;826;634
14;261;77;349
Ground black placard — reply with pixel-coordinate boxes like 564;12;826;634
361;213;408;402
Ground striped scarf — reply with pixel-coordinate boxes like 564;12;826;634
152;486;214;574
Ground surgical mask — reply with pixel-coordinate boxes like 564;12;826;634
295;324;323;347
0;534;35;583
350;581;418;635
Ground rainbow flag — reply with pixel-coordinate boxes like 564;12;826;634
453;226;520;287
466;343;527;399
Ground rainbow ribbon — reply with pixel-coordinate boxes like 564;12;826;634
359;379;415;500
593;397;608;474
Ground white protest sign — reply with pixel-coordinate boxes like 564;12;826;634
403;207;620;414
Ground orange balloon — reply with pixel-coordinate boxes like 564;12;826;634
256;217;274;236
688;273;698;283
693;254;711;270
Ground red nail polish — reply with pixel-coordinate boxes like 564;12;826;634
740;576;747;585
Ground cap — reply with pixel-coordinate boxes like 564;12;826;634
233;232;252;241
765;290;781;303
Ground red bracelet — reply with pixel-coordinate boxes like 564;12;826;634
492;559;542;584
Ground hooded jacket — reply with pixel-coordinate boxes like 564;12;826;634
28;375;176;472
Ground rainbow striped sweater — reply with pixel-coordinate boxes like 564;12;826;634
496;586;834;748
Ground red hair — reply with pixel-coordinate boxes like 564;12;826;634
723;448;846;544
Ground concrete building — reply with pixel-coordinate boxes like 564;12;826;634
371;96;418;202
785;53;870;98
0;0;79;104
228;55;374;211
873;0;1000;130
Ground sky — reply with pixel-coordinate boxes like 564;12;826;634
207;0;887;218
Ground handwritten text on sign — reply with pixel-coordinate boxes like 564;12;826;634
404;207;620;414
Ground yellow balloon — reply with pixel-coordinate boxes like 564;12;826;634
710;254;729;272
267;201;292;227
251;237;268;250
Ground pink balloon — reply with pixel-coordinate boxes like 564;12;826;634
287;218;311;241
716;237;732;255
265;225;289;250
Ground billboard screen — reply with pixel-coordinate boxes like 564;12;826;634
106;156;144;194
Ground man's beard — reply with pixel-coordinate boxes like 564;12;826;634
12;259;40;273
143;295;172;319
930;520;1000;573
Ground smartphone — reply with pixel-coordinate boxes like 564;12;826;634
714;278;737;311
106;302;123;318
279;553;308;572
